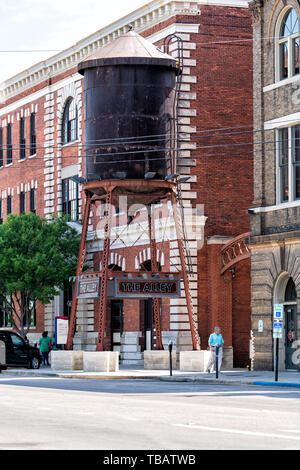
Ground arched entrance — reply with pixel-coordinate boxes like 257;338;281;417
274;272;298;370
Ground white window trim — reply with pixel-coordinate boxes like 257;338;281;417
276;124;300;205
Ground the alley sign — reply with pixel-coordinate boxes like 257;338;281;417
115;278;181;298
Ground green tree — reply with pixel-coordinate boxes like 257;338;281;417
0;213;80;338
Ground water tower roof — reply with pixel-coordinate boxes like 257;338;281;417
78;30;179;74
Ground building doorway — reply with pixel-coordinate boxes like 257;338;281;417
139;259;162;351
144;298;153;350
109;263;123;353
284;278;297;370
274;273;298;370
111;299;123;352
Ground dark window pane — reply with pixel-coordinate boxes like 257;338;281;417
293;125;300;161
62;178;79;221
30;113;36;155
62;99;77;144
295;164;300;198
6;124;12;164
293;37;300;75
20;118;26;160
7;196;12;214
30;189;36;214
281;165;289;201
279;128;289;164
280;42;289;79
20;192;25;214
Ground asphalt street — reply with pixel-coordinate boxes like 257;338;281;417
0;376;300;450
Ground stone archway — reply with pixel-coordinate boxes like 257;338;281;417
273;272;298;370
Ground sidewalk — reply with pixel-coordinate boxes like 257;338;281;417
1;365;300;388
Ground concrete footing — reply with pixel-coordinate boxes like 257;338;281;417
50;351;83;370
144;350;177;370
179;351;211;371
180;347;234;371
83;351;119;372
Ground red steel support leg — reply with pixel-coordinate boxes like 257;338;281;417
171;191;200;351
66;190;92;350
96;188;113;351
148;207;163;350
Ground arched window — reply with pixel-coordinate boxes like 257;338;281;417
62;98;78;144
278;8;300;80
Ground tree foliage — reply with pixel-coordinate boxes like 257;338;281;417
0;213;80;337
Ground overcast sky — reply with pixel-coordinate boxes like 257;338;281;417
0;0;148;83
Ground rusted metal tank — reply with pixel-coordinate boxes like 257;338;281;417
78;30;179;180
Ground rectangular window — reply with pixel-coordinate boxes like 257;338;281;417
19;117;26;160
20;191;25;214
6;123;12;165
62;178;79;221
293;37;300;76
30;188;36;214
27;300;36;327
277;124;300;202
0;128;3;167
279;127;289;202
0;301;13;328
293;124;300;199
7;195;12;215
30;113;36;156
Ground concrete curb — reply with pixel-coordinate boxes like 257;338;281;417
1;369;300;388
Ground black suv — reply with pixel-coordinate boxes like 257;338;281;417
0;330;41;371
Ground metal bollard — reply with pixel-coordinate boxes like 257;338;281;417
168;340;173;376
215;345;219;379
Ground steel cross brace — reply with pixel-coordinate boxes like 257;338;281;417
66;190;92;350
96;188;113;351
148;207;163;350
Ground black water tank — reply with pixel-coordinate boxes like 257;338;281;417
78;31;179;180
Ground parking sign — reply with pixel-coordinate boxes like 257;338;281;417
273;304;284;320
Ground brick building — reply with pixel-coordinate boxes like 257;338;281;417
0;0;253;367
249;0;300;370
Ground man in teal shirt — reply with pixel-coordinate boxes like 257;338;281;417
206;326;224;373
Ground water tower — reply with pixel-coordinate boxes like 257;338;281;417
66;30;200;352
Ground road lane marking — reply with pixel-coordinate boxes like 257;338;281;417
280;430;300;434
174;424;300;441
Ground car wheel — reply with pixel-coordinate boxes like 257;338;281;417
29;356;40;369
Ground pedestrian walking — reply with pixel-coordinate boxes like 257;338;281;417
206;326;224;373
38;331;52;366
